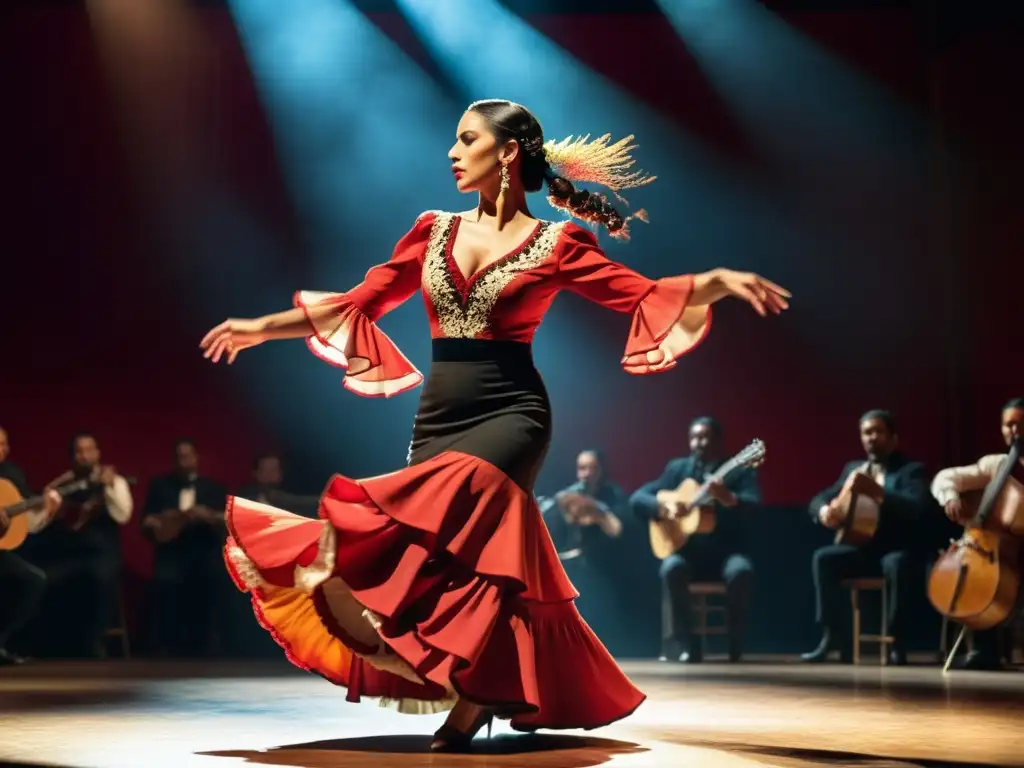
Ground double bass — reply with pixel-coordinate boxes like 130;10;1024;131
927;439;1022;631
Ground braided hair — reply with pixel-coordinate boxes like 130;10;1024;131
468;99;654;240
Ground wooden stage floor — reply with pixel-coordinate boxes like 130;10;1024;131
0;658;1020;768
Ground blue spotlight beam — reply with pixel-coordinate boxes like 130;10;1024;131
224;0;470;474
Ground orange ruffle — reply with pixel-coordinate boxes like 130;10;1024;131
621;275;712;374
224;452;646;730
294;291;422;397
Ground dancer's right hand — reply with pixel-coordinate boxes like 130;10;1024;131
200;318;268;364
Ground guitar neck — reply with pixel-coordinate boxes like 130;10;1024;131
2;478;90;519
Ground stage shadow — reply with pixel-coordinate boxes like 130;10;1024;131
695;740;1006;768
201;732;646;767
0;688;143;713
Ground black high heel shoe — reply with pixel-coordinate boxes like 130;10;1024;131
429;709;494;753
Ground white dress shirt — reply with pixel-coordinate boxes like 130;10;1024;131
26;474;134;533
931;454;1024;533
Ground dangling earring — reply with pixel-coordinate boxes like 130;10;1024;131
496;162;510;230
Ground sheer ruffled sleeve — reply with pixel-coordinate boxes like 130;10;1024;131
294;212;434;397
557;223;712;375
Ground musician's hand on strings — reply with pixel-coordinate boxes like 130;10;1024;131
845;471;883;502
97;465;117;487
945;498;972;526
658;501;682;521
200;318;268;364
706;479;738;507
42;490;62;519
718;270;791;317
0;509;10;536
818;502;844;529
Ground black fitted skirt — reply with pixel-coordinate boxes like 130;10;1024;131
407;339;552;491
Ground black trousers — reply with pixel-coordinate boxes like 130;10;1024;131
811;543;924;644
149;545;230;657
659;550;754;657
0;550;47;649
16;530;120;658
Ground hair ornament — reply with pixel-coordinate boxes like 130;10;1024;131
542;133;656;201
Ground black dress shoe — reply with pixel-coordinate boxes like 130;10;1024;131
0;649;28;666
959;650;1002;671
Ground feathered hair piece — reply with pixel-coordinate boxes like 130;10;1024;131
542;133;656;239
543;133;656;196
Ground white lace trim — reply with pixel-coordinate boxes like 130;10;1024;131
293;521;337;594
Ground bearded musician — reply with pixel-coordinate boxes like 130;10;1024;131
629;417;760;663
802;410;945;665
931;398;1024;670
22;431;133;657
540;449;631;651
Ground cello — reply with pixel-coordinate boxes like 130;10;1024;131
928;438;1022;632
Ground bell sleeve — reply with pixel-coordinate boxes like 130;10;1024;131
295;212;433;397
557;223;712;374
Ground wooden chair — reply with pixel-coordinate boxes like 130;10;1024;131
690;582;728;656
843;577;894;665
104;590;131;659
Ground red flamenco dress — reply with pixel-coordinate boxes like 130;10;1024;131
224;210;712;730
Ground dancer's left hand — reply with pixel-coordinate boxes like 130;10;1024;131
718;270;791;317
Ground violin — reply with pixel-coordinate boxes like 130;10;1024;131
927;440;1022;631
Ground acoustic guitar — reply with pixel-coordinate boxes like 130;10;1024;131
0;476;91;551
928;440;1022;632
832;464;884;547
648;439;766;560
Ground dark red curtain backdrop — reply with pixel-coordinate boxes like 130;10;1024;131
1;5;1021;584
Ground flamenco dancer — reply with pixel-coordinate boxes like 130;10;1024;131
200;100;790;753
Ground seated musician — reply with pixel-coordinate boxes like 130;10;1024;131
540;449;630;651
0;427;59;665
142;438;228;657
802;410;940;665
931;397;1024;671
21;431;133;658
629;417;761;663
235;452;319;518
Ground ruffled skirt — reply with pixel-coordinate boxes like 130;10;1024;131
225;339;645;731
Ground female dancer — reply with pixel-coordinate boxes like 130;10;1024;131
200;99;790;752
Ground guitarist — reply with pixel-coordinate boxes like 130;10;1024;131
0;426;61;665
630;417;761;663
930;397;1024;670
802;409;941;665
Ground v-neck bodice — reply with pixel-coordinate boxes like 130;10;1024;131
445;216;545;293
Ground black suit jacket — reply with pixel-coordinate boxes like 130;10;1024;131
143;473;228;554
809;452;942;553
629;456;761;558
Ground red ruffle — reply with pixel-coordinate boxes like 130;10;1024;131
294;291;422;398
224;451;646;730
621;275;712;375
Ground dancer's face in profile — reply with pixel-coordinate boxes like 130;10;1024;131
448;110;512;195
